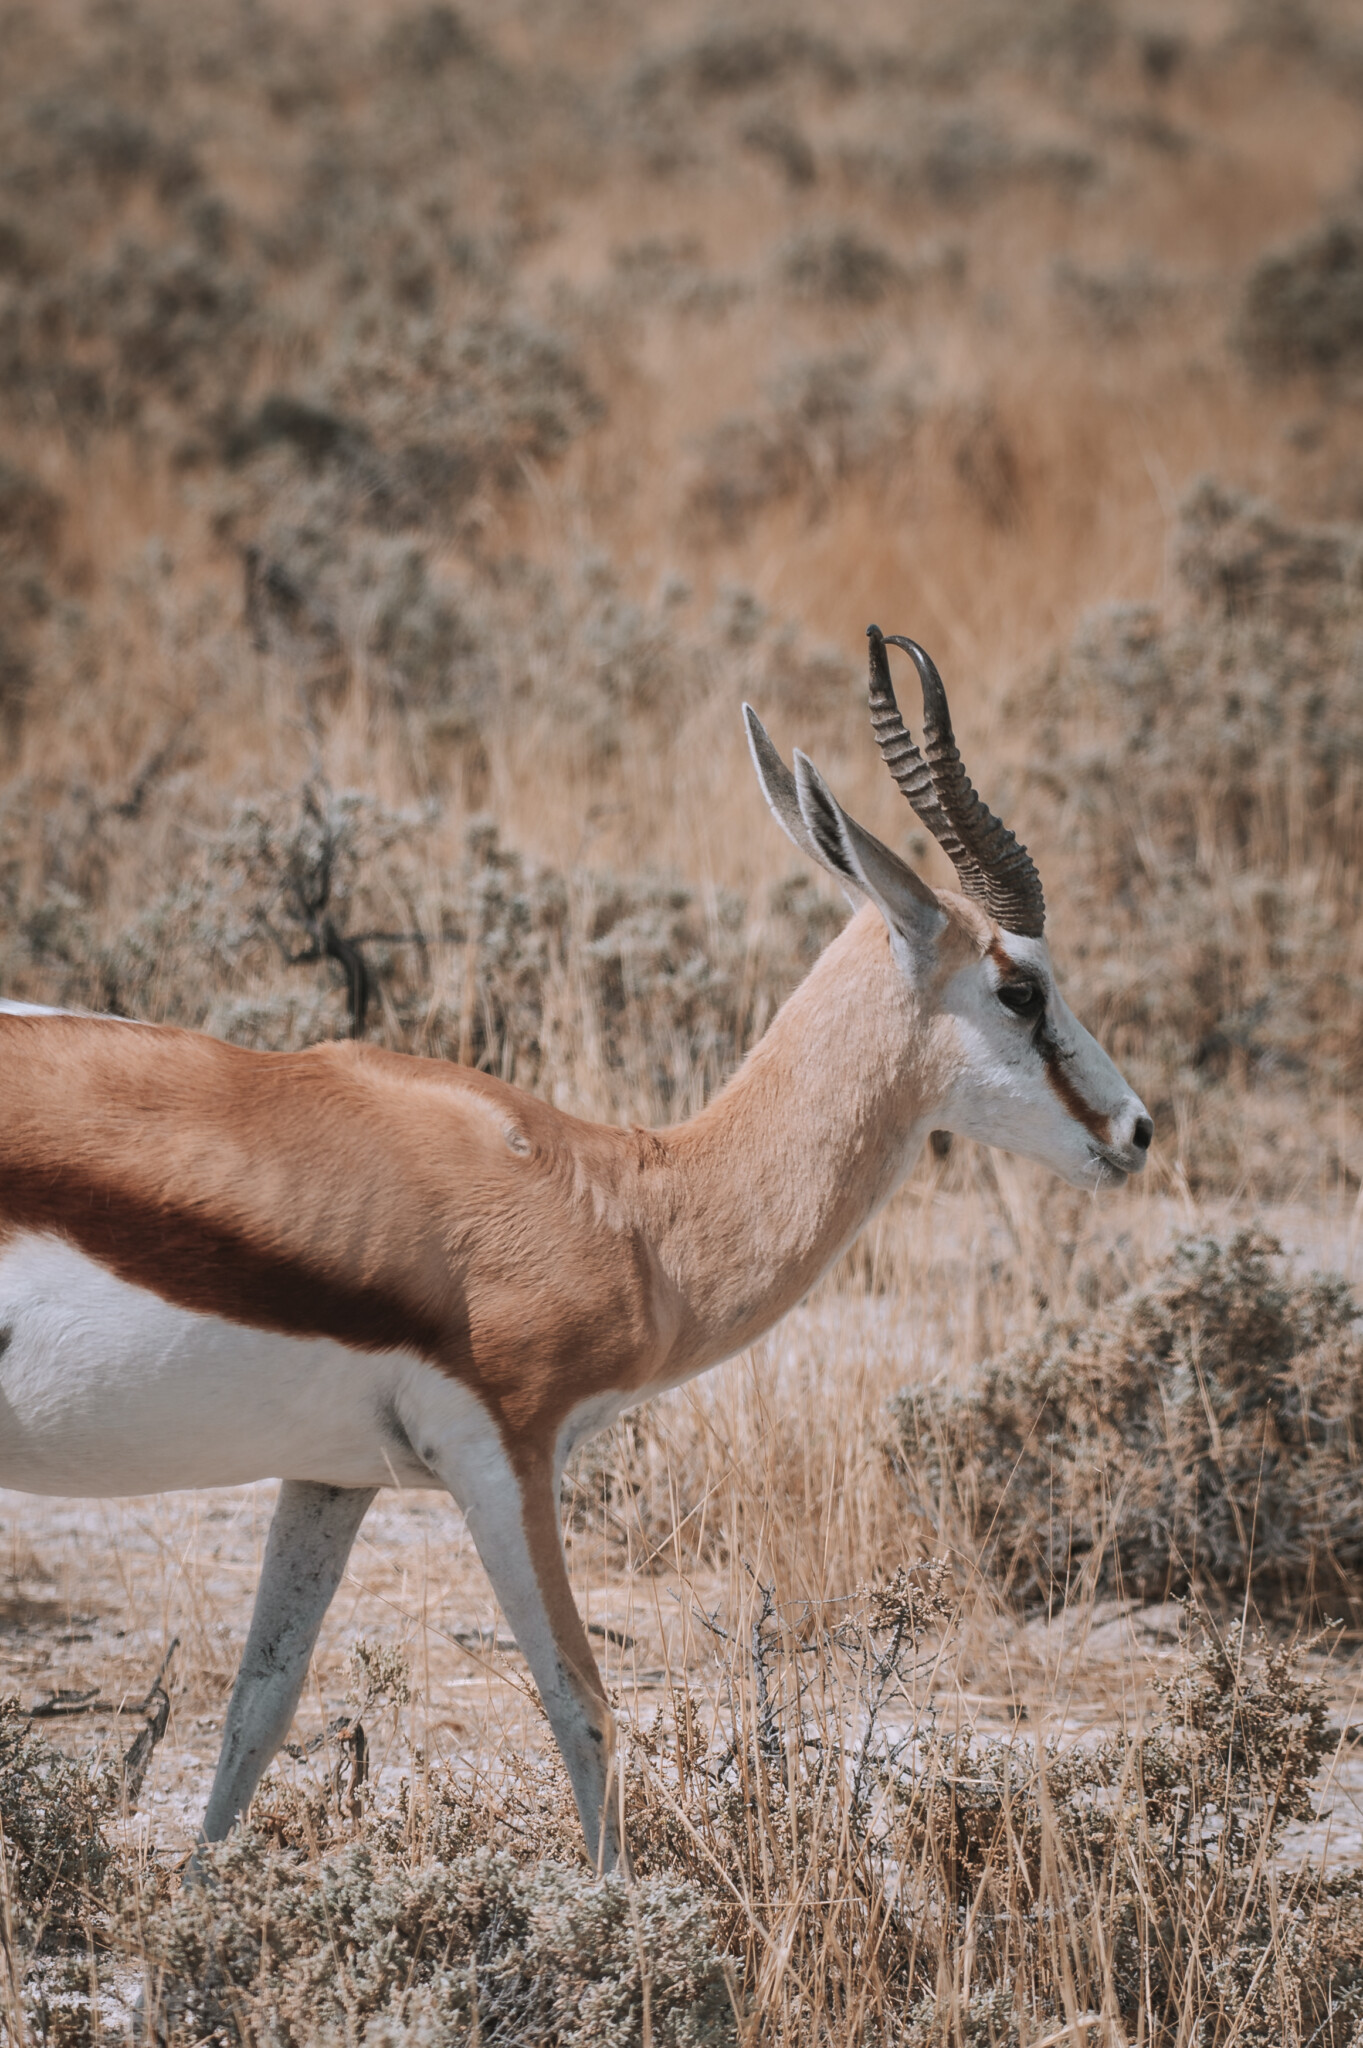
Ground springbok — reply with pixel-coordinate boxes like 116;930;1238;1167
0;627;1150;1869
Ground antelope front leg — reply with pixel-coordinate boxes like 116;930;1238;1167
201;1480;377;1841
435;1440;623;1871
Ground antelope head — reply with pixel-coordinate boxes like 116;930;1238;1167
744;625;1152;1191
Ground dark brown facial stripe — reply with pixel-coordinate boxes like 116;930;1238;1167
1041;1041;1111;1147
988;938;1112;1148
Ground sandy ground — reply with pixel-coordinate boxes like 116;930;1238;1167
3;1189;1360;1877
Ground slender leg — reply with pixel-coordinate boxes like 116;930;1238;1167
431;1437;623;1870
201;1481;377;1841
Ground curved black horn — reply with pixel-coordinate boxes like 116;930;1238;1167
871;628;1046;937
866;626;983;890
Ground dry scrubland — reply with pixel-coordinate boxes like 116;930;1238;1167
6;0;1363;2040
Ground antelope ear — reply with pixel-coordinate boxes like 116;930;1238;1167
744;705;862;907
792;750;945;948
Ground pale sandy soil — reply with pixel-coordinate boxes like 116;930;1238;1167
4;1193;1360;1877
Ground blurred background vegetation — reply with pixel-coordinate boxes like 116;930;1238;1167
7;4;1363;2040
4;0;1363;1193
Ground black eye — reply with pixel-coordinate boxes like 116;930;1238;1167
998;981;1045;1020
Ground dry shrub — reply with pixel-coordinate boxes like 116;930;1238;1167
1236;216;1363;377
0;458;59;749
0;459;60;567
844;109;1097;208
24;778;436;1048
0;780;840;1110
241;521;488;723
378;6;482;75
439;825;834;1107
611;1574;1361;2046
741;113;818;188
0;1698;117;1948
139;1831;734;2047
891;1232;1363;1611
1;227;259;428
232;316;602;530
10;1602;1363;2046
882;1622;1363;2048
630;26;857;107
1052;254;1177;337
1013;479;1363;1187
0;7;592;501
780;227;906;306
688;353;919;538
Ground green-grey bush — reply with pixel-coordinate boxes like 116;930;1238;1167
0;1697;118;1947
1236;216;1363;376
890;1231;1363;1610
0;784;843;1111
142;1838;735;2047
1008;479;1363;1184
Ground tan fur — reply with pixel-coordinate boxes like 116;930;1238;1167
1;886;1141;1865
0;902;978;1867
0;903;978;1464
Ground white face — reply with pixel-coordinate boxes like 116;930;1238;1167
932;932;1152;1191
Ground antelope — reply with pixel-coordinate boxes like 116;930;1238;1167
0;627;1150;1870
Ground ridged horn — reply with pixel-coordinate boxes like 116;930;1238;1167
865;625;981;891
868;626;1046;937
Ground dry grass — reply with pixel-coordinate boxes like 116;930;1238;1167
5;0;1363;2039
5;1190;1363;2044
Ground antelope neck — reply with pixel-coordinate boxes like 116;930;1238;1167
647;905;946;1371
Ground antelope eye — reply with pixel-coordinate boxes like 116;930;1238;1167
997;981;1044;1020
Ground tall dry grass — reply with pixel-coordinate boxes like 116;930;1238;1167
3;0;1363;2039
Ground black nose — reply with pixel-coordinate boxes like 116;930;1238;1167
1132;1115;1153;1151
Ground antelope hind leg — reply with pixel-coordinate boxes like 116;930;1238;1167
201;1480;377;1842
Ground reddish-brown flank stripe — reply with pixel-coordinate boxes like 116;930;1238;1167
0;1017;671;1449
0;1025;453;1356
987;938;1112;1149
0;1154;447;1355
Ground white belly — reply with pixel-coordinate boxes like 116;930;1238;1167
0;1231;473;1497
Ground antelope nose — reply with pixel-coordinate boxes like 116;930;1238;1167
1132;1114;1153;1152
